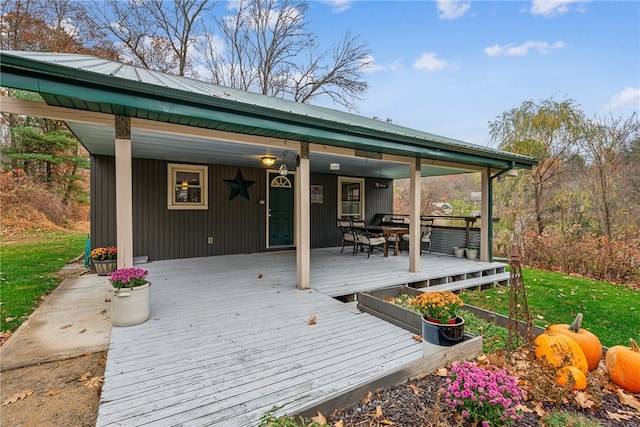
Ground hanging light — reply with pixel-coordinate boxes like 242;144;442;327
261;156;276;167
181;180;189;189
278;151;298;176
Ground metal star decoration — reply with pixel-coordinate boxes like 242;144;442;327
223;169;255;201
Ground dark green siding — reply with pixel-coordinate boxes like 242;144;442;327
91;157;394;261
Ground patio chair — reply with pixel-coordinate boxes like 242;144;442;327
337;219;357;255
401;221;433;254
387;217;407;249
351;219;386;258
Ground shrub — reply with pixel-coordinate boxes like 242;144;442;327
519;229;640;285
444;361;524;426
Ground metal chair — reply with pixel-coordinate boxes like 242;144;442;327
337;219;357;255
402;220;433;254
351;219;386;258
387;217;407;250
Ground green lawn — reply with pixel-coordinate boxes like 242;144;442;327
460;268;640;348
1;232;87;333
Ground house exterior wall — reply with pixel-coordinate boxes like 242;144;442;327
90;156;393;261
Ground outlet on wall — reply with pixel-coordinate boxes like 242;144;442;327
207;237;214;244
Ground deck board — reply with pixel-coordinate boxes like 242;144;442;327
97;248;505;426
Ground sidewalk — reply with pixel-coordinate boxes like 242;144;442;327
0;264;112;371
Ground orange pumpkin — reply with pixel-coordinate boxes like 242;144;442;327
549;313;602;371
606;338;640;393
535;327;588;374
557;366;588;390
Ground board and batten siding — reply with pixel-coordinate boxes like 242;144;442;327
90;156;394;261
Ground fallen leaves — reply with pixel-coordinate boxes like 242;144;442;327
574;391;597;409
0;330;12;345
412;334;422;342
60;324;73;330
607;410;636;421
42;389;62;397
308;315;317;325
84;376;104;389
617;388;640;412
2;390;33;405
310;411;326;424
435;367;448;377
407;384;419;395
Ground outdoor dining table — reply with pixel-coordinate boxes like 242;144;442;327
366;225;409;257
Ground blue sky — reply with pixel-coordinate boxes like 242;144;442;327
304;0;639;146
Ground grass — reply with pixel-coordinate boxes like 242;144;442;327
460;267;640;348
0;231;87;333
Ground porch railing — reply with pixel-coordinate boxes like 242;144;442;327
372;213;487;255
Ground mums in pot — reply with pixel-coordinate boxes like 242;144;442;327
108;268;151;327
108;268;150;291
410;291;464;323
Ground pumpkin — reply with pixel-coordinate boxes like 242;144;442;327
534;327;588;374
549;313;602;371
605;338;640;393
557;366;588;390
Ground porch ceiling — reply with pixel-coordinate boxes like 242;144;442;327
67;121;469;179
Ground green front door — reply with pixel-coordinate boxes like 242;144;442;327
268;172;295;247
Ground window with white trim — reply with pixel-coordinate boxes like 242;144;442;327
338;177;365;219
167;163;208;210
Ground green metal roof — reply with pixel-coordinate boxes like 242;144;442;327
0;51;537;170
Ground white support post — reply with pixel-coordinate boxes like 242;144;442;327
480;170;490;262
296;151;310;289
409;158;421;272
115;116;134;268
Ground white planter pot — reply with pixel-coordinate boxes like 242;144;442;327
465;249;478;260
453;248;465;258
111;283;150;327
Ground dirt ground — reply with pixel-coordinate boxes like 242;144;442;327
0;352;106;427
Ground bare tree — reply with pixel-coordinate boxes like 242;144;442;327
582;112;640;238
200;0;370;111
86;0;212;76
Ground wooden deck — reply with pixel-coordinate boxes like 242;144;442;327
97;249;505;426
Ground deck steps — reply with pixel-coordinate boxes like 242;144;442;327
416;271;511;293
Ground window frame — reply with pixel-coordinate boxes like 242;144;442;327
337;176;365;220
167;163;208;210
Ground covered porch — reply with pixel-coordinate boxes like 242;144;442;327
97;249;505;426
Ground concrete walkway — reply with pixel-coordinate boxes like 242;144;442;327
0;263;113;371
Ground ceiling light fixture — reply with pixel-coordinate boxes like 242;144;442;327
261;156;276;167
329;163;340;171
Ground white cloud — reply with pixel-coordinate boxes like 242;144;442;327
413;52;450;71
361;55;402;74
320;0;353;13
484;40;565;57
604;87;640;112
530;0;586;18
436;0;471;20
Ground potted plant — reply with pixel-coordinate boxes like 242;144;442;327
410;291;465;346
90;246;117;276
465;246;479;260
453;247;465;258
108;267;150;327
